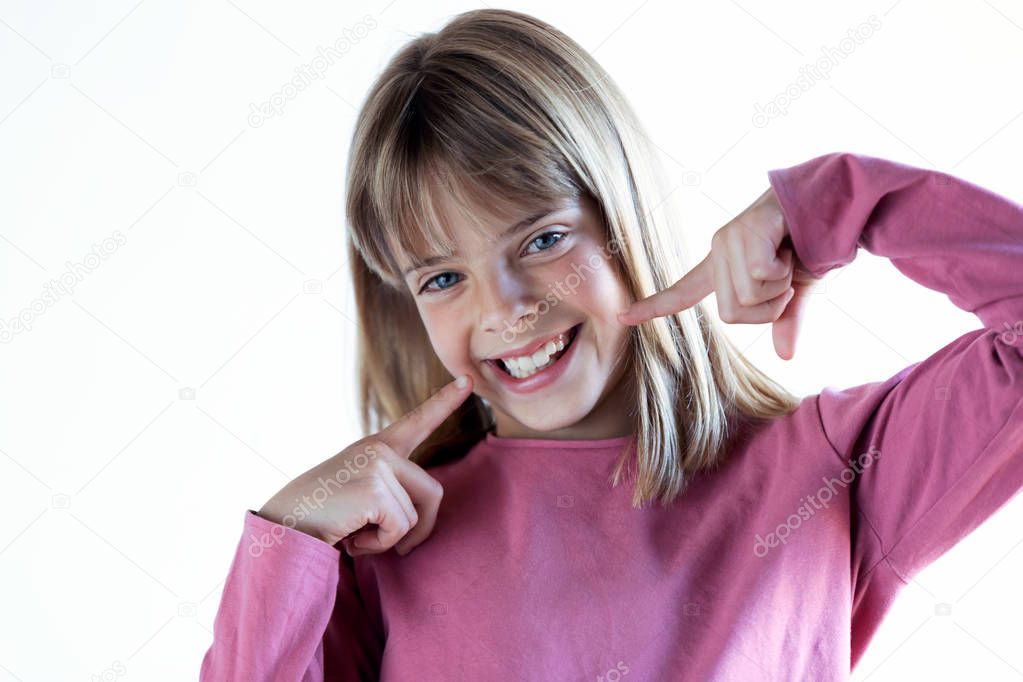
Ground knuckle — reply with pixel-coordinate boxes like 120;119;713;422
749;260;769;279
356;506;379;530
356;438;394;461
367;477;391;502
362;458;390;480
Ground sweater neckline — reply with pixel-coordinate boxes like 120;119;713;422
483;429;635;450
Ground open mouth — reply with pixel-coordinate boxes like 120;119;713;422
488;323;581;380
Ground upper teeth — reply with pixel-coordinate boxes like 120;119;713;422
499;332;569;377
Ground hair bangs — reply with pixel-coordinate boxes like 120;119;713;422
354;45;588;290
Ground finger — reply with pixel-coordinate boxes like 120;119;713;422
727;227;793;307
724;226;763;306
747;260;794;308
618;252;714;325
757;245;793;281
711;239;739;323
718;247;794;324
379;374;473;458
758;286;796;321
772;285;812;360
377;459;418;532
745;236;793;282
736;273;794;317
390;463;444;555
351;462;442;556
722;286;795;325
346;472;414;555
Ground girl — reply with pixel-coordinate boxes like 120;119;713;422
201;8;1023;681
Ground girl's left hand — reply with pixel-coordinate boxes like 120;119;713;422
616;187;820;360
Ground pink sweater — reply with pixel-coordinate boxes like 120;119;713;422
200;152;1023;681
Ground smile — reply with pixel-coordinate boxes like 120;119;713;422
484;322;582;393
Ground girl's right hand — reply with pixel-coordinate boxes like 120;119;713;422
617;187;820;360
256;374;474;556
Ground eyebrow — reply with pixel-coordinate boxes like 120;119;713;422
402;207;556;277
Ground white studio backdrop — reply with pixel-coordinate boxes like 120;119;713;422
1;1;1022;680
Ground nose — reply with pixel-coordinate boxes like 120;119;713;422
478;265;538;338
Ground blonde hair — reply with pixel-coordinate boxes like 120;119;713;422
344;8;801;508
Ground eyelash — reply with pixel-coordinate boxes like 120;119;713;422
418;230;568;295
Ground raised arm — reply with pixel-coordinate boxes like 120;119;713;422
768;151;1023;331
767;151;1023;664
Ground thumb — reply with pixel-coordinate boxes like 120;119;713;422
771;286;812;360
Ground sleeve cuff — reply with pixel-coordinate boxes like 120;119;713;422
242;509;342;566
767;164;841;280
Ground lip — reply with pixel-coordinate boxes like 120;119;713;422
486;324;578;362
484;322;582;394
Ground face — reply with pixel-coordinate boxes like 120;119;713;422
401;193;636;440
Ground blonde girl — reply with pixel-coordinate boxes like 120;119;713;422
202;8;1023;680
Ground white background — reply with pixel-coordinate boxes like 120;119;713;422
1;1;1021;680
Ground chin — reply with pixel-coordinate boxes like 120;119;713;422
496;406;589;434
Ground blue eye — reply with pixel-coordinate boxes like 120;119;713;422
418;230;568;295
524;230;566;254
419;271;461;294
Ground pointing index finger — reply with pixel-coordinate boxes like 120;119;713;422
379;374;473;459
618;252;714;325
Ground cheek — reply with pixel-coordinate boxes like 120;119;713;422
551;253;630;318
549;253;631;360
420;309;471;366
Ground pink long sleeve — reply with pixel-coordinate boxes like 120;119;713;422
197;152;1023;680
767;152;1023;666
199;510;383;681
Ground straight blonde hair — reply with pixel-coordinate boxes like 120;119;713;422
344;8;802;508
